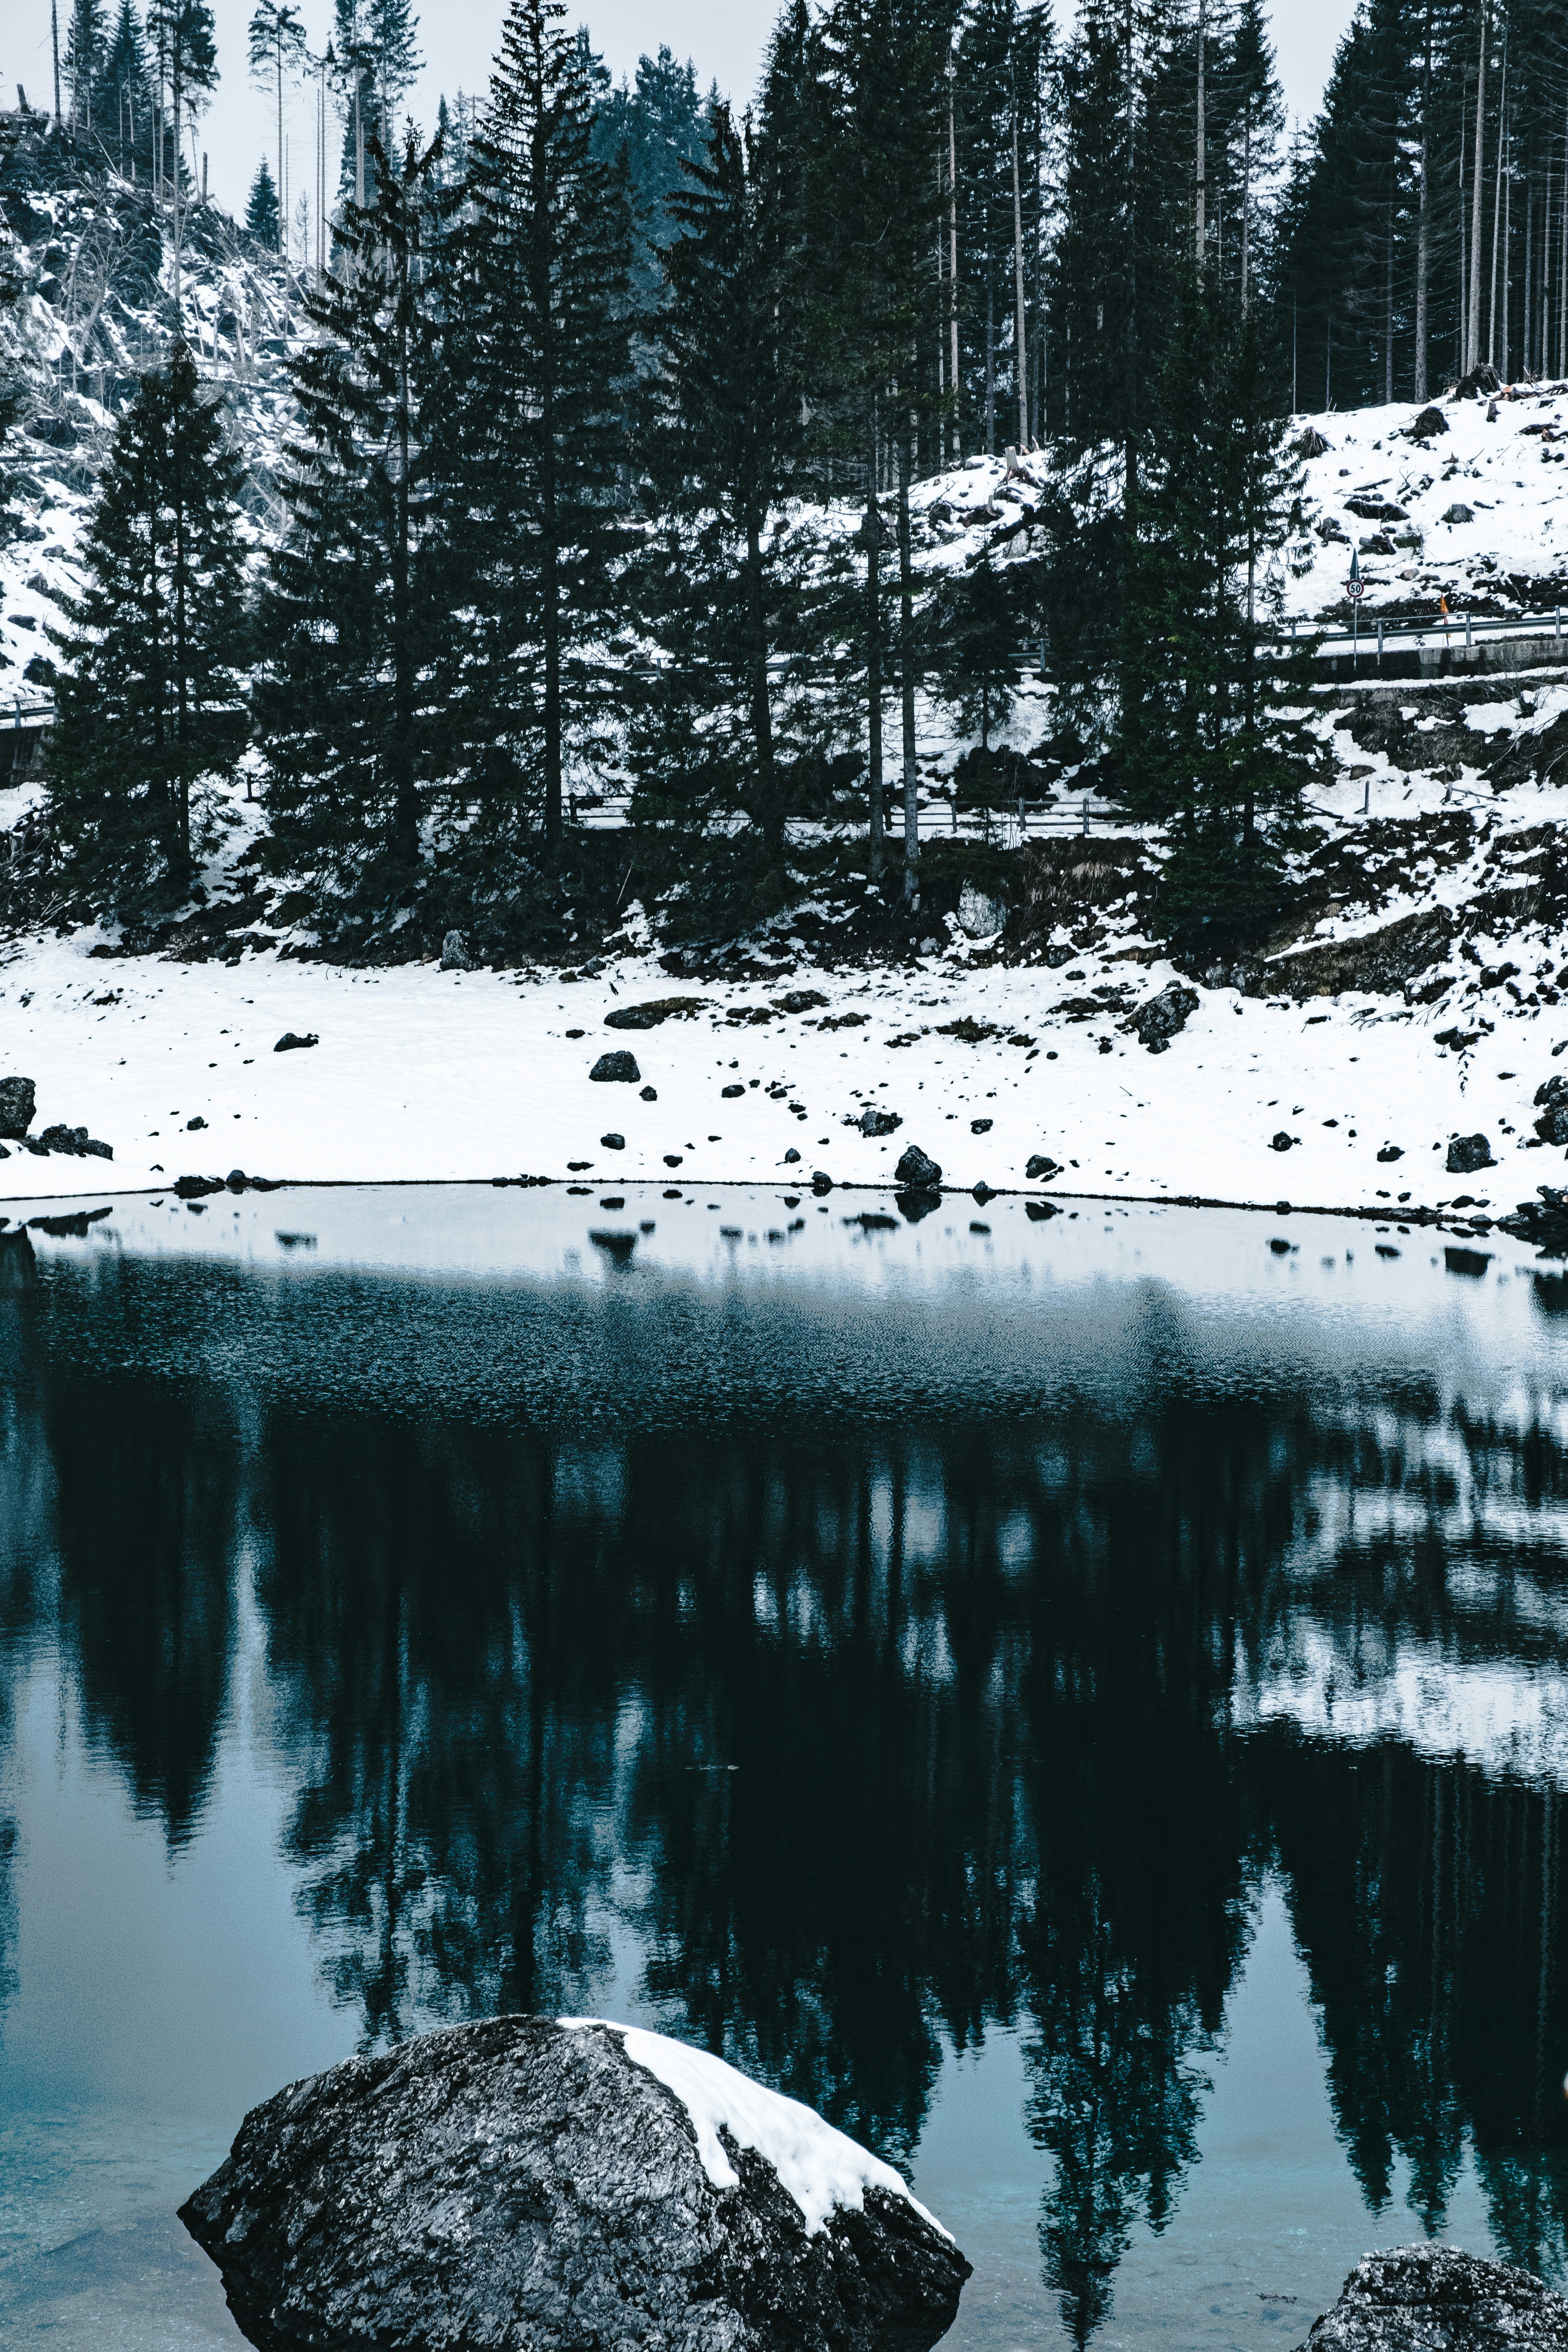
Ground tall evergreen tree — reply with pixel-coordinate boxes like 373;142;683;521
591;46;710;309
146;0;219;317
255;132;452;890
246;152;280;246
248;0;306;242
99;0;152;174
46;345;247;905
65;0;107;133
437;0;633;860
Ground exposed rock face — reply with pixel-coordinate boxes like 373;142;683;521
0;1076;36;1138
180;2016;969;2352
1261;908;1457;1003
1298;2243;1568;2350
1130;982;1199;1053
439;929;470;971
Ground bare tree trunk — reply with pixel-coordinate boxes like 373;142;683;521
1488;40;1507;365
1385;198;1394;402
1501;104;1511;372
1241;109;1251;313
1415;0;1430;397
866;417;883;877
946;56;959;461
897;388;919;908
51;0;61;125
1467;10;1486;374
1195;0;1206;250
984;274;995;454
1010;68;1027;451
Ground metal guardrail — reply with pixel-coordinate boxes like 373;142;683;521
1281;606;1567;661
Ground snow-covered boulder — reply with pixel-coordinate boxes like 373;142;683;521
179;2016;969;2352
1129;982;1199;1053
956;883;1005;939
1299;2244;1568;2350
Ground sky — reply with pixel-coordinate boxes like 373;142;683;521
4;0;1360;229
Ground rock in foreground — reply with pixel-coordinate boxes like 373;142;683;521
180;2015;969;2352
1299;2245;1568;2350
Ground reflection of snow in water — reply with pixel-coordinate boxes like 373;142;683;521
1238;1628;1568;1787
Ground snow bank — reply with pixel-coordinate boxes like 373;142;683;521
559;2019;944;2238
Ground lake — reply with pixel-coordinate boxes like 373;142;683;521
2;1182;1567;2350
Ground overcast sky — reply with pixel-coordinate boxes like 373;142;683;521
4;0;1359;233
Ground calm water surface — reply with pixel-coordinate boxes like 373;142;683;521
2;1184;1568;2349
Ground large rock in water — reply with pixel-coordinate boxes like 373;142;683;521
1298;2244;1568;2349
179;2016;970;2352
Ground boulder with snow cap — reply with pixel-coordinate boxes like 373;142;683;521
179;2016;970;2352
956;883;1006;939
1129;983;1199;1053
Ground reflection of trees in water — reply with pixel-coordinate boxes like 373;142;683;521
9;1308;1568;2332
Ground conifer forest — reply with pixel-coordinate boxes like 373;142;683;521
7;0;1568;966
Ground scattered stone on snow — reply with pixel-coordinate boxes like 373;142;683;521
894;1144;942;1190
860;1107;902;1136
774;989;829;1014
0;1077;36;1138
604;997;704;1031
600;1133;626;1151
1443;503;1475;525
590;1051;641;1083
722;1083;745;1098
179;2016;970;2352
34;1122;112;1158
439;930;469;971
971;1118;993;1133
956;884;1006;940
1376;1145;1405;1163
1297;2243;1568;2352
783;1147;801;1162
811;1170;834;1194
1129;983;1199;1053
640;1085;659;1100
1446;1133;1495;1174
1025;1154;1060;1180
187;1115;207;1130
1270;1132;1298;1152
274;1032;319;1053
1409;405;1449;440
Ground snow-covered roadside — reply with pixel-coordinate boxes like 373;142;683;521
0;915;1562;1219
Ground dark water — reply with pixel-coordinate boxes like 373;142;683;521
3;1188;1568;2349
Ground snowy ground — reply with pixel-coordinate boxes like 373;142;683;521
0;893;1562;1221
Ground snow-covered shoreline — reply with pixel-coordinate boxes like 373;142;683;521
0;913;1561;1227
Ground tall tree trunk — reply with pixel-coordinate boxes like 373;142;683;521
946;56;959;462
172;364;190;881
1415;1;1430;397
1467;9;1486;374
392;252;417;867
1488;41;1507;365
984;274;995;454
1241;109;1251;314
1385;197;1394;403
1523;174;1533;377
171;40;183;324
897;392;918;907
866;418;883;877
1194;0;1206;250
745;510;777;852
1010;70;1027;450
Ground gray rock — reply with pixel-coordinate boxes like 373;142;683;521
439;929;470;971
0;1076;36;1139
1298;2243;1568;2351
605;997;704;1031
179;2016;969;2352
784;1148;802;1163
273;1032;318;1053
1443;503;1475;525
1130;983;1199;1053
956;883;1005;940
186;1115;207;1131
970;1118;993;1134
36;1123;112;1159
1446;1132;1494;1174
860;1107;902;1137
600;1132;626;1151
1410;405;1449;440
1025;1154;1059;1180
1534;1077;1568;1147
1270;1131;1297;1152
894;1144;942;1190
811;1170;833;1194
590;1050;641;1083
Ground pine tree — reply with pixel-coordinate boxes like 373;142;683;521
146;0;219;317
936;553;1018;750
248;0;306;242
591;46;709;310
1113;266;1312;957
99;0;152;174
65;0;107;134
650;102;809;860
245;152;280;246
255;132;452;893
46;345;247;907
437;0;633;860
